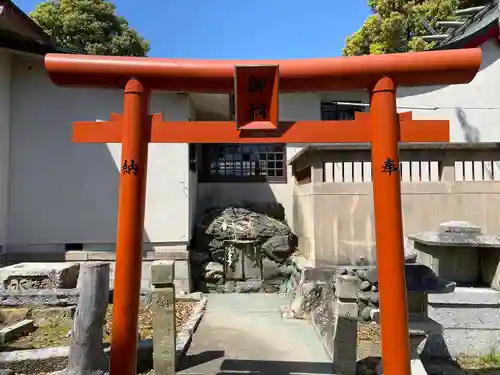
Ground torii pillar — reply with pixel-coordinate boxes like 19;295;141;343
370;77;409;372
45;48;482;375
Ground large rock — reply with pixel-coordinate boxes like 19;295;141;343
195;205;295;265
0;263;80;292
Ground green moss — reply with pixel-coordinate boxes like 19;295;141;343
2;301;195;350
457;349;500;370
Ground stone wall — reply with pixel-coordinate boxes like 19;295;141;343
291;144;500;266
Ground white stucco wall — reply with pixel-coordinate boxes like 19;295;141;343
319;40;500;143
187;97;199;239
7;52;191;250
397;40;500;142
0;50;11;248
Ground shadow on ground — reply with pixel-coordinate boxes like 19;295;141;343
217;359;334;375
179;351;334;375
177;350;225;371
178;350;500;375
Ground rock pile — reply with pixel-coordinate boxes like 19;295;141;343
351;269;380;323
191;203;296;288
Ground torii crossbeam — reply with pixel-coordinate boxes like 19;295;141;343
45;48;482;375
72;111;448;144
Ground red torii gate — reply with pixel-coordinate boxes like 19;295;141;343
44;48;481;375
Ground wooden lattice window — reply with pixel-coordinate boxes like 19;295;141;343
199;144;286;183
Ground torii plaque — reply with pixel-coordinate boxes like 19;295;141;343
45;48;481;375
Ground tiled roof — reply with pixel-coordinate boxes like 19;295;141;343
0;0;82;55
435;2;499;50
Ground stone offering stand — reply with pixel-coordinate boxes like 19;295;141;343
409;221;500;357
0;261;207;374
283;256;457;375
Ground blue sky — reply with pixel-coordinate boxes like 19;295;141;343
15;0;371;59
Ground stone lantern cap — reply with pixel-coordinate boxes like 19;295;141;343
408;221;500;248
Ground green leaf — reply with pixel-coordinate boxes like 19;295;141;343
29;0;150;57
343;0;490;56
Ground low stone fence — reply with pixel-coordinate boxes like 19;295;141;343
284;256;458;375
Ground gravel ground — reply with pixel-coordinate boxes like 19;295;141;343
358;322;380;343
3;301;195;350
8;305;500;375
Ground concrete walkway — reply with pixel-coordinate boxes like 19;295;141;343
178;293;334;375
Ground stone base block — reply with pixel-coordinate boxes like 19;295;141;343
426;329;500;358
0;263;80;292
0;319;35;344
428;287;500;356
0;289;80;307
0;248;178;293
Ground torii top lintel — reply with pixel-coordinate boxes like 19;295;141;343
44;48;482;93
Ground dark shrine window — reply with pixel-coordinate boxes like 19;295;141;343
199;144;287;183
321;101;364;121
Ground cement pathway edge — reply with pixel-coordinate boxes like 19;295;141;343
175;296;207;363
0;295;208;374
